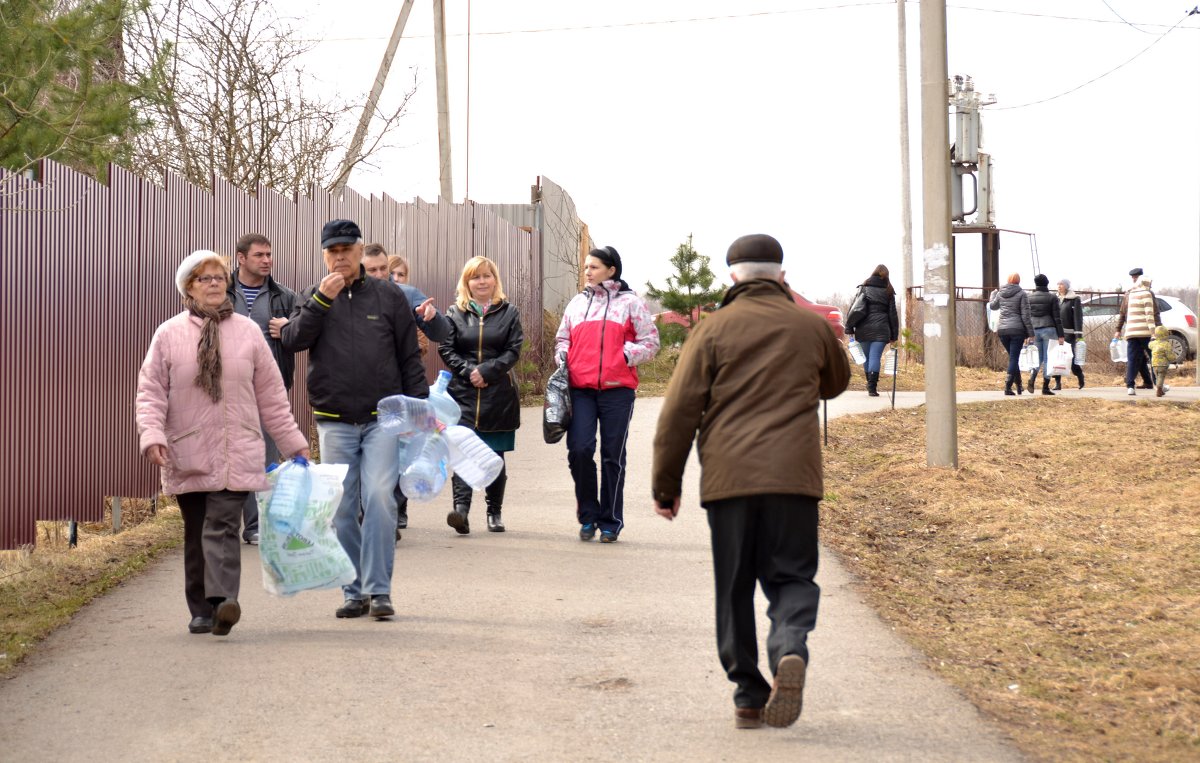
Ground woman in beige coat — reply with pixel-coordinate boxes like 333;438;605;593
136;250;309;637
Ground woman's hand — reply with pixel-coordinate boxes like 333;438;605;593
1058;338;1064;345
145;445;168;467
293;448;311;461
469;368;487;388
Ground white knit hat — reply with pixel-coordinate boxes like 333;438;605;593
175;250;224;296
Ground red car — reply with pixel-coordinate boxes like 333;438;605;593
656;290;845;338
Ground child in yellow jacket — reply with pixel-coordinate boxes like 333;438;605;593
1147;325;1176;397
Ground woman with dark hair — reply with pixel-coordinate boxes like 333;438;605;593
1027;273;1065;395
439;256;523;534
555;247;660;543
988;272;1035;395
1054;278;1085;389
136;250;309;636
844;264;899;397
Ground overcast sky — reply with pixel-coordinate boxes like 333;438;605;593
295;0;1200;301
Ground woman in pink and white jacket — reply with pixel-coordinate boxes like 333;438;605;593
555;247;659;543
136;250;309;638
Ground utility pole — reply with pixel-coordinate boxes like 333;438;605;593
897;0;913;335
433;0;454;201
920;0;958;467
330;0;415;194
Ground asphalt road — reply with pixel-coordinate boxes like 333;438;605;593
6;384;1189;761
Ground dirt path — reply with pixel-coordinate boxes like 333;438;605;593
13;387;1178;760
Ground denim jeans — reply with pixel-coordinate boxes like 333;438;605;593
860;341;887;375
1033;327;1058;377
1125;337;1153;388
317;420;399;599
567;387;635;536
1000;333;1025;377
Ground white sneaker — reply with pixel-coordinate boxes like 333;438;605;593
1163;385;1170;393
1126;388;1136;396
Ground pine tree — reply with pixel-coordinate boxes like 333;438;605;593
645;235;726;330
0;0;145;179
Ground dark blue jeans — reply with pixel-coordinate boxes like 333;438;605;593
1001;333;1025;377
1125;337;1153;388
567;387;635;535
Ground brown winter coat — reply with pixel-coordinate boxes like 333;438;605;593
652;278;850;504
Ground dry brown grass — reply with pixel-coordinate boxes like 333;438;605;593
822;398;1200;761
0;499;183;675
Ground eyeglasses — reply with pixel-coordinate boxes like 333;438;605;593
193;275;226;285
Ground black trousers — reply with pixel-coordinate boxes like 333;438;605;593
705;494;820;709
178;490;247;618
1125;337;1153;388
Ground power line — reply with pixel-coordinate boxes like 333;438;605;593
1098;0;1156;35
991;13;1190;111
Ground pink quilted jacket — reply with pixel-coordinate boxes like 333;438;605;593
136;312;309;495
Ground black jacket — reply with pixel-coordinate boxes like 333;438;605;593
846;275;899;343
1058;292;1083;337
1028;288;1064;337
281;267;428;424
439;300;523;432
227;271;298;389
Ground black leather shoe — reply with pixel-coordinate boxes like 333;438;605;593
336;598;368;619
447;505;470;535
369;595;395;618
487;512;505;532
211;599;241;636
188;616;213;634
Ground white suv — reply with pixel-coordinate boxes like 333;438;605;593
1081;294;1197;361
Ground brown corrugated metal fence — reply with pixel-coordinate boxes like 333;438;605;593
0;160;541;549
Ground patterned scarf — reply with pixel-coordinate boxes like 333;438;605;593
184;296;234;403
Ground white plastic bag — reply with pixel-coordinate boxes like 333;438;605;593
1048;343;1073;376
257;462;354;597
986;306;1000;333
1018;344;1040;372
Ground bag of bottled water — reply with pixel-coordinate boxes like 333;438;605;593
443;425;504;490
378;395;437;436
428;370;461;426
266;457;311;534
399;431;450;502
257;462;355;597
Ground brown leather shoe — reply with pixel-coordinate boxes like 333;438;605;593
764;654;806;727
734;707;763;729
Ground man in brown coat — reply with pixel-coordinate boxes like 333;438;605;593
651;233;850;730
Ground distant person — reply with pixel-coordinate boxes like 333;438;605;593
136;250;309;637
362;243;451;537
227;233;298;545
1148;325;1176;397
1114;271;1161;396
1026;274;1064;396
988;273;1034;396
844;264;898;397
282;220;429;620
439;256;524;534
652;234;850;729
1053;279;1084;390
555;246;660;543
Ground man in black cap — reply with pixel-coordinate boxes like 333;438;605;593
1115;268;1161;393
282;219;428;620
651;233;850;730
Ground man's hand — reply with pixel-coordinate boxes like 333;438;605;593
469;368;488;388
268;316;289;338
655;497;680;521
293;448;311;461
145;445;168;467
319;272;346;299
416;297;437;322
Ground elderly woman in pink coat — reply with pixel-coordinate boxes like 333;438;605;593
136;250;309;637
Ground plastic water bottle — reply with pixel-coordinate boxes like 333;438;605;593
397;431;428;474
399;431;450;502
428;370;461;426
847;339;866;365
268;457;310;533
378;395;437;436
443;425;504;490
1109;337;1124;363
1074;339;1087;366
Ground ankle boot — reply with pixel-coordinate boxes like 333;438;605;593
1004;373;1015;396
484;462;507;533
1016;374;1024;395
447;476;472;534
1028;370;1037;391
1041;378;1054;396
867;371;879;397
1052;375;1061;391
1074;367;1085;389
